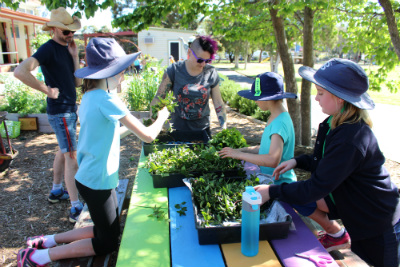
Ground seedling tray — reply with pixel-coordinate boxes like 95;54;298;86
194;213;292;245
143;130;209;156
185;177;292;245
152;169;245;188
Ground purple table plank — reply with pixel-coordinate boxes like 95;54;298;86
270;202;339;267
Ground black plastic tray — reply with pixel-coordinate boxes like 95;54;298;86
190;181;292;244
143;130;210;156
195;216;292;245
152;169;245;188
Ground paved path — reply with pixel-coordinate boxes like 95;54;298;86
217;68;400;163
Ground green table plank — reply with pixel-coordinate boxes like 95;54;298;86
116;150;170;267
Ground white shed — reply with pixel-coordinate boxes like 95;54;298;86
138;27;197;66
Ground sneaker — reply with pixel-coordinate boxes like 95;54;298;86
318;230;351;252
47;188;69;203
26;235;50;249
17;248;48;267
69;205;83;223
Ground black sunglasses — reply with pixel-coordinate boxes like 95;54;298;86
62;30;76;36
190;48;212;64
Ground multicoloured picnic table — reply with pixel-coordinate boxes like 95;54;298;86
115;150;339;267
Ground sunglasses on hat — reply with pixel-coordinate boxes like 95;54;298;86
190;48;212;64
62;30;76;36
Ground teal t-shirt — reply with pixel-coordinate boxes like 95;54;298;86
75;89;130;190
259;112;296;185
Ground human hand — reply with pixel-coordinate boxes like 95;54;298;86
47;86;59;99
157;106;170;121
272;159;297;181
218;147;240;159
254;185;271;204
68;39;78;58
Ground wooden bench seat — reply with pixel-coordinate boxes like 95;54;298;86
54;178;129;267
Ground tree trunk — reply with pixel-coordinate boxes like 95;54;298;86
234;52;239;68
273;53;280;73
270;4;301;145
244;42;249;70
259;50;263;63
300;6;314;146
379;0;400;61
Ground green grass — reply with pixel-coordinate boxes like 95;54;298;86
212;61;400;106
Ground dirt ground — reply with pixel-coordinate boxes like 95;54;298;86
1;107;399;267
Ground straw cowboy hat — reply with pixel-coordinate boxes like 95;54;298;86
42;7;81;31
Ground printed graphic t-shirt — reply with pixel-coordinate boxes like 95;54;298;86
75;89;129;190
166;61;220;131
259;112;297;184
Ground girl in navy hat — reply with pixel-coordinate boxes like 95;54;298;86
17;38;170;267
219;72;297;185
255;59;400;266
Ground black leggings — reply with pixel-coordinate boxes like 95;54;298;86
76;180;120;255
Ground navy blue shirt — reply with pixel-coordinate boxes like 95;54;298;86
33;39;77;115
269;116;400;241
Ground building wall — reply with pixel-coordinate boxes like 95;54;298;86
1;21;37;63
0;1;48;65
138;28;196;67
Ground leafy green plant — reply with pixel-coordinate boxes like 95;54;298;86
123;62;165;111
146;144;244;176
30;33;51;51
190;173;273;226
209;128;248;149
150;91;178;120
0;78;47;115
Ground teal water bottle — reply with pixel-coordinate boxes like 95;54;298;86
241;186;262;257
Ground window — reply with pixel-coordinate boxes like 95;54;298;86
10;26;20;38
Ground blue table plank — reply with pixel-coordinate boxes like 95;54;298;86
169;186;226;267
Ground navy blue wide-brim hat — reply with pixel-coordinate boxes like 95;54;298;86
238;72;297;101
75;38;141;79
298;58;375;110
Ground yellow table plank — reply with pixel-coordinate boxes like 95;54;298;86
221;241;282;267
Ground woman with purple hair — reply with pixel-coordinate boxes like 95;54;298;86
151;35;226;139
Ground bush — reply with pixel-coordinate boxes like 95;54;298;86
0;78;47;115
219;74;270;122
124;61;165;111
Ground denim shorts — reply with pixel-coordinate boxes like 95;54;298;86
48;112;77;153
